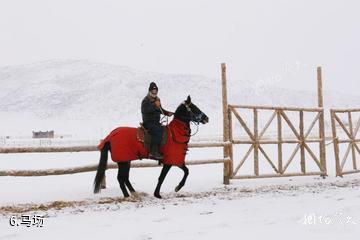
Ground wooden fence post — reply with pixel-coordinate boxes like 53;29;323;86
330;110;341;176
299;110;306;173
253;108;259;176
317;66;327;175
221;63;231;184
228;107;234;175
277;110;283;174
348;112;357;170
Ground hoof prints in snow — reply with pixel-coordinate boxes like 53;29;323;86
2;178;360;217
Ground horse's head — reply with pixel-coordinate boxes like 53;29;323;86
174;95;209;124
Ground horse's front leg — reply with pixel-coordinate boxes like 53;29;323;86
175;164;189;192
154;164;171;199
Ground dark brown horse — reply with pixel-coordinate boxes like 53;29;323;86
93;96;209;198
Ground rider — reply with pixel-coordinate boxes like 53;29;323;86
141;82;173;159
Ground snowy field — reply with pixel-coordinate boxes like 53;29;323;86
0;92;359;239
1;140;360;240
1;166;360;240
1;0;360;238
0;76;358;239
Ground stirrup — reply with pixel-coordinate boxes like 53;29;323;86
149;153;163;160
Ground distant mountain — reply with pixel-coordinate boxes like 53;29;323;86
0;60;359;137
0;60;220;121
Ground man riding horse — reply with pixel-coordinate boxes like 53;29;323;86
141;82;173;160
94;94;209;198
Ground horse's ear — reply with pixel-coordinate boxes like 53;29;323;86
186;95;191;104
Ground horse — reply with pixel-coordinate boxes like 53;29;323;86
93;95;209;199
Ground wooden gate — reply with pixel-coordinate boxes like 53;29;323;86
330;108;360;176
220;63;327;181
227;105;327;179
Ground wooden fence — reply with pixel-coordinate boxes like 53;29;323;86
220;64;328;180
227;105;327;179
330;108;360;176
0;143;231;181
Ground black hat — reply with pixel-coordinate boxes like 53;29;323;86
149;82;158;91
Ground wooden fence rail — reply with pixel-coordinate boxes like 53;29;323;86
0;142;231;178
0;158;230;177
0;142;231;154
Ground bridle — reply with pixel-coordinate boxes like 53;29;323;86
160;101;204;138
183;102;204;137
160;101;204;140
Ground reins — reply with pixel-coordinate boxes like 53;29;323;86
159;102;202;144
159;108;166;123
189;121;199;137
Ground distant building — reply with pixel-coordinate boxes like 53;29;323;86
32;131;54;139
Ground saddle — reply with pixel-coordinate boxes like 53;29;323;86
136;123;168;151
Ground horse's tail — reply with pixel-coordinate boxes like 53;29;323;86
93;141;110;194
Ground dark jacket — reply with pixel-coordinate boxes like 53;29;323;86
141;95;161;123
141;95;171;124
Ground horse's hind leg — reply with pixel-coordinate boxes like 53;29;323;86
175;164;189;192
100;175;106;189
154;164;171;199
124;161;136;194
117;162;130;198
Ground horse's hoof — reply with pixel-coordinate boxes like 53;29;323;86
175;186;180;192
131;191;140;198
126;195;139;202
154;192;162;199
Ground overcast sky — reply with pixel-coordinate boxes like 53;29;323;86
0;0;359;94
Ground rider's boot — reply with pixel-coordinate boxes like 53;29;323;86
149;144;163;160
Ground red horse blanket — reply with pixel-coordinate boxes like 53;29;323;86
97;119;190;166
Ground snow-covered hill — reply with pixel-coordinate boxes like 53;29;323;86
0;60;359;137
0;60;216;119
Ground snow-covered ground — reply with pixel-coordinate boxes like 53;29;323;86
1;164;360;240
0;60;359;239
1;0;360;237
1;139;360;239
